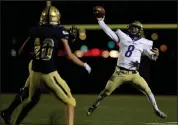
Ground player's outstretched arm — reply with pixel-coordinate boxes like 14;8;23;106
97;19;119;43
93;6;119;42
61;39;91;73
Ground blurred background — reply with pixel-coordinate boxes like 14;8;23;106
1;1;177;95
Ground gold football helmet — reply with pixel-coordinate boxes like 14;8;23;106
129;21;143;29
128;21;144;37
39;6;61;25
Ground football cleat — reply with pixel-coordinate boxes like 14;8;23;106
1;109;11;125
155;110;167;119
86;106;97;116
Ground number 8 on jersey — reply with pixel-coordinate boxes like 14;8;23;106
125;45;135;57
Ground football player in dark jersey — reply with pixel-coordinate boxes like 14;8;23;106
10;5;91;125
0;27;79;125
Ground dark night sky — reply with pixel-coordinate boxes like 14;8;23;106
1;1;177;94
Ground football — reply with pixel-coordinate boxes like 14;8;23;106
93;6;105;18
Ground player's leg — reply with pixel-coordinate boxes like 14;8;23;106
13;71;41;125
42;71;76;125
132;73;167;119
86;67;125;116
1;61;33;124
1;76;30;125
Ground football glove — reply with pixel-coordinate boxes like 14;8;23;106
68;25;78;42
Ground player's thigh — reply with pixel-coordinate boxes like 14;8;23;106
28;60;33;74
23;60;33;88
42;71;76;107
132;74;152;94
28;71;41;101
24;75;30;88
105;73;125;95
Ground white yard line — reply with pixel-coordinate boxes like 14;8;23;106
144;122;177;125
165;122;177;124
17;121;177;125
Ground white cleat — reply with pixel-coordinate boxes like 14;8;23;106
155;110;167;119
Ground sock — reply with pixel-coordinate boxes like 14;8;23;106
7;94;23;115
92;90;108;108
7;88;28;115
14;91;41;125
14;99;32;125
146;93;159;111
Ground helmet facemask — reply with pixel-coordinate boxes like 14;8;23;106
128;21;143;38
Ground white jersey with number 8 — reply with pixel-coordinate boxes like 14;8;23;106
98;20;157;70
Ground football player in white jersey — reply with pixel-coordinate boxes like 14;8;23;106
86;15;167;119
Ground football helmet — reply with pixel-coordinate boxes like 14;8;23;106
128;21;144;37
39;6;61;25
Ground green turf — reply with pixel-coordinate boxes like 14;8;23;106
0;94;177;125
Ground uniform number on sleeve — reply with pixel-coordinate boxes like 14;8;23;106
125;45;135;57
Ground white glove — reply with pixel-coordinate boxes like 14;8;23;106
84;63;91;74
97;16;105;21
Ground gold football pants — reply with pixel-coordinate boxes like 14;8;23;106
104;66;152;95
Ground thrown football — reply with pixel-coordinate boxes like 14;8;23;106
93;6;105;18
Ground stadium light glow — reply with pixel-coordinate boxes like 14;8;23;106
11;49;17;57
58;49;120;57
160;44;168;52
79;33;86;40
83;51;90;56
102;50;110;58
110;50;120;58
108;41;115;49
91;48;101;56
79;28;86;40
74;50;83;57
80;45;88;52
151;33;159;40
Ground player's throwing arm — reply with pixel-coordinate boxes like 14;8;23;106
93;6;119;43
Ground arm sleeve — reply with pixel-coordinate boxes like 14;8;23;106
143;41;158;61
59;27;70;40
98;20;119;42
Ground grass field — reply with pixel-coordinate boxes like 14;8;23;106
0;94;177;125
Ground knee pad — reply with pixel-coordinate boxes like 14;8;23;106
66;97;76;107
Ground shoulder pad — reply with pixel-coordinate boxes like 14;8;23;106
141;38;153;46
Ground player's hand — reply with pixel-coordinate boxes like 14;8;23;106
152;48;159;56
84;63;92;74
69;25;78;42
96;16;105;21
